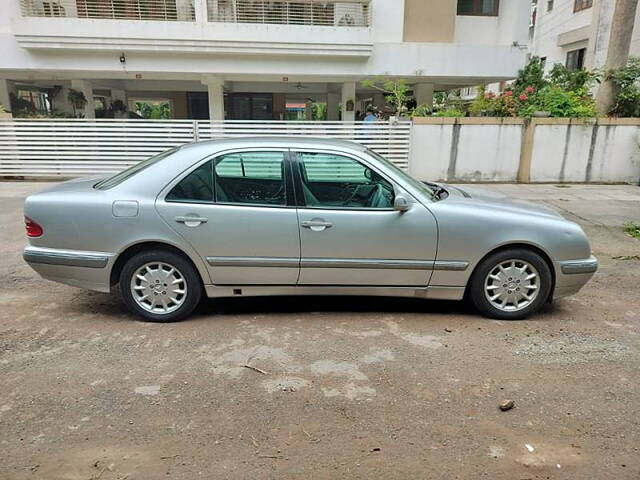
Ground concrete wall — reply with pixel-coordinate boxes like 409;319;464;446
531;0;640;72
403;0;455;43
409;118;640;184
454;0;530;47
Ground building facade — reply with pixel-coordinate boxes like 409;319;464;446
1;0;531;120
531;0;640;73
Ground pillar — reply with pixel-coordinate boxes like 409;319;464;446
341;81;356;122
0;79;15;112
414;83;434;109
54;87;75;117
202;77;225;120
193;0;208;22
71;79;95;118
327;92;340;121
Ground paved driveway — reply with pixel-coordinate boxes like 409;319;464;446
1;182;639;479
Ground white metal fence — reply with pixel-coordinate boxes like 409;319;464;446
0;119;411;177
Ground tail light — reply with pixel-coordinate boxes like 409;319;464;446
25;216;43;238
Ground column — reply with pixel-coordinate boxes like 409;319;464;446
326;92;340;121
193;0;208;22
54;87;76;117
341;81;356;122
71;79;95;118
202;77;225;120
0;79;15;113
413;83;434;109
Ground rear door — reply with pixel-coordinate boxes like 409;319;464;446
156;148;300;285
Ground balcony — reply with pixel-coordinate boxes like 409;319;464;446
207;1;370;27
14;0;373;57
19;0;370;26
19;0;196;21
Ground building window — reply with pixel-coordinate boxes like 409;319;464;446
566;48;586;70
457;0;500;16
574;0;593;12
547;0;554;12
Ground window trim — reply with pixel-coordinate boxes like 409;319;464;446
291;148;397;212
457;0;500;17
162;147;294;209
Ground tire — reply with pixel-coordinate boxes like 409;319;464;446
119;249;202;322
469;248;552;320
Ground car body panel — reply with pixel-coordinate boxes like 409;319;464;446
296;204;438;286
22;136;597;305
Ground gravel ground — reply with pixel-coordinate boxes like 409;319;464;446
1;182;639;480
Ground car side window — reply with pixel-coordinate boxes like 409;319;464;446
214;151;286;206
166;160;213;203
296;152;394;209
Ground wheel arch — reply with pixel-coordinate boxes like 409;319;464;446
466;242;556;300
109;241;206;288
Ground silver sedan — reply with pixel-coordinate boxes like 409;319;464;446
23;137;597;322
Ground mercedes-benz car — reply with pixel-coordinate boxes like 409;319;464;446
23;137;598;322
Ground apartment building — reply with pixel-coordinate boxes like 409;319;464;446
1;0;530;120
531;0;640;72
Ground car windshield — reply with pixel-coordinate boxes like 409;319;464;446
94;148;179;190
365;149;438;200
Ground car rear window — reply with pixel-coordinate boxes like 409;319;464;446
94;148;178;190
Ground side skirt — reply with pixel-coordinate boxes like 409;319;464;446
204;285;465;301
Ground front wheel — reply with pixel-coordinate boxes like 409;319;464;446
119;250;202;322
469;249;552;320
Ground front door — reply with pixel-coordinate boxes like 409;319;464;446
156;149;300;285
293;150;438;286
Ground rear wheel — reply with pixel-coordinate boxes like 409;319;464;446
469;248;552;320
119;249;202;322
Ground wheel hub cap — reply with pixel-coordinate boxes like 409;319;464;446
130;262;187;314
484;259;539;312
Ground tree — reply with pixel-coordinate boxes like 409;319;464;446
361;77;410;116
596;0;640;115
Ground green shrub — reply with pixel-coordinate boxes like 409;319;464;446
609;57;640;117
433;108;465;117
518;86;597;118
411;104;432;117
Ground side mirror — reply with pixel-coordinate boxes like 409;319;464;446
394;194;411;212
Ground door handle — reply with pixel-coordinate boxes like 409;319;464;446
301;219;333;231
175;215;208;226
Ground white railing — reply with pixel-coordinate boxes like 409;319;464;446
206;0;370;26
0;119;411;177
19;0;196;21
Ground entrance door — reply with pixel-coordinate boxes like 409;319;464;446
293;150;438;286
156;149;300;285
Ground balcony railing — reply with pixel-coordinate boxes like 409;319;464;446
207;0;370;27
19;0;196;21
19;0;371;25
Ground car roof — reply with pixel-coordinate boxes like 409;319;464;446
179;136;369;153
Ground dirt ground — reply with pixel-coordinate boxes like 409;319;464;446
1;182;639;480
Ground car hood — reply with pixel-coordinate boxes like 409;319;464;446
444;184;564;220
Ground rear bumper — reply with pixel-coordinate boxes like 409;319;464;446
23;245;114;293
554;255;598;299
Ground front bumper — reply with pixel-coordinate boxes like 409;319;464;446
23;245;114;293
554;255;598;299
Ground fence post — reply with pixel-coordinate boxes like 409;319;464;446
193;120;199;142
517;118;536;183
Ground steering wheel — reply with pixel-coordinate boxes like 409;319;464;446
342;184;369;206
